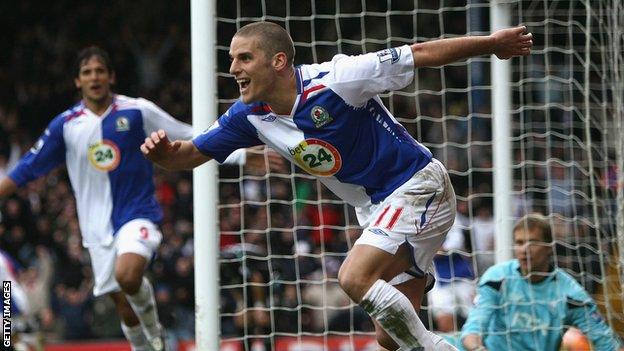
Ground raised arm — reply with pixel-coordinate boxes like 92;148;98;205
411;25;532;68
141;129;211;170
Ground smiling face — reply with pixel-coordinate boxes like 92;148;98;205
513;227;552;277
229;35;277;104
74;55;115;107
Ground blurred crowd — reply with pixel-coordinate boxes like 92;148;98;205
0;0;619;349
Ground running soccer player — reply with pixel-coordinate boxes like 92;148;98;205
141;22;532;351
0;46;190;351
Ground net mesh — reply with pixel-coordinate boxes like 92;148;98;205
512;0;624;339
214;1;624;349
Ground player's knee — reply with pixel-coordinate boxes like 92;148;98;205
115;254;147;294
115;269;142;294
337;265;356;299
338;267;372;303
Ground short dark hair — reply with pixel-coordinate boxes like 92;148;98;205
234;22;295;66
513;213;552;243
74;46;114;77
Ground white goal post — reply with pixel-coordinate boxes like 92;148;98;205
191;0;219;350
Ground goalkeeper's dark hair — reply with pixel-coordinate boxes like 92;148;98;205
74;46;114;77
513;213;552;243
235;22;295;66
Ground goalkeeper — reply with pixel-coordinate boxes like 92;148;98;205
142;21;532;350
461;214;623;351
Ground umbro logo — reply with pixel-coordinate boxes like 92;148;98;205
368;228;389;236
262;115;277;122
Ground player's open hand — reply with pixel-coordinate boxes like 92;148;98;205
141;129;181;162
491;26;533;59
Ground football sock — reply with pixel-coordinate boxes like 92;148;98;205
360;279;456;350
126;277;162;340
121;322;149;351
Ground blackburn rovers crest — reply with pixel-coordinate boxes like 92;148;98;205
310;106;332;128
116;116;130;131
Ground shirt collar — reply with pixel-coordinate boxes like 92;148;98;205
514;259;556;284
295;66;304;95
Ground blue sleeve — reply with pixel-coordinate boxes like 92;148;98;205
9;115;66;187
460;278;501;339
192;102;263;163
566;295;622;351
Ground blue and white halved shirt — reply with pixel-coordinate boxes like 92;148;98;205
193;45;432;220
9;95;193;247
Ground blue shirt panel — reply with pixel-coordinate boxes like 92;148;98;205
9;113;67;186
434;253;474;283
102;108;162;231
192;101;263;163
293;90;432;203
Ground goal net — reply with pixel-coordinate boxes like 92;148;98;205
214;1;624;350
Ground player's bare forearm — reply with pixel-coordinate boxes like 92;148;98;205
157;140;211;170
411;25;532;67
141;130;212;170
0;177;18;199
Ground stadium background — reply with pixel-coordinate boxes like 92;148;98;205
1;0;622;350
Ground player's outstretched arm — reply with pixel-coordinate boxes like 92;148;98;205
411;25;532;68
141;129;212;170
0;177;18;199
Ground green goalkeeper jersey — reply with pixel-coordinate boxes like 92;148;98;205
460;259;621;351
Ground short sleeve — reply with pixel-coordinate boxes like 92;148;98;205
328;45;415;107
220;148;247;165
192;101;263;163
138;98;193;140
9;115;66;187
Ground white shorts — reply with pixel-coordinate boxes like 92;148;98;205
427;279;475;317
88;219;162;297
354;159;456;285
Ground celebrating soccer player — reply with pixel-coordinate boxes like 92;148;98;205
0;46;194;351
141;21;532;350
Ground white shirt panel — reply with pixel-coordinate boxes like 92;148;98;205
248;113;372;208
316;45;415;107
133;96;193;140
63;112;115;247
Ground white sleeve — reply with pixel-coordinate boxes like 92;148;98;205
139;98;193;140
220;148;247;165
328;45;415;107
